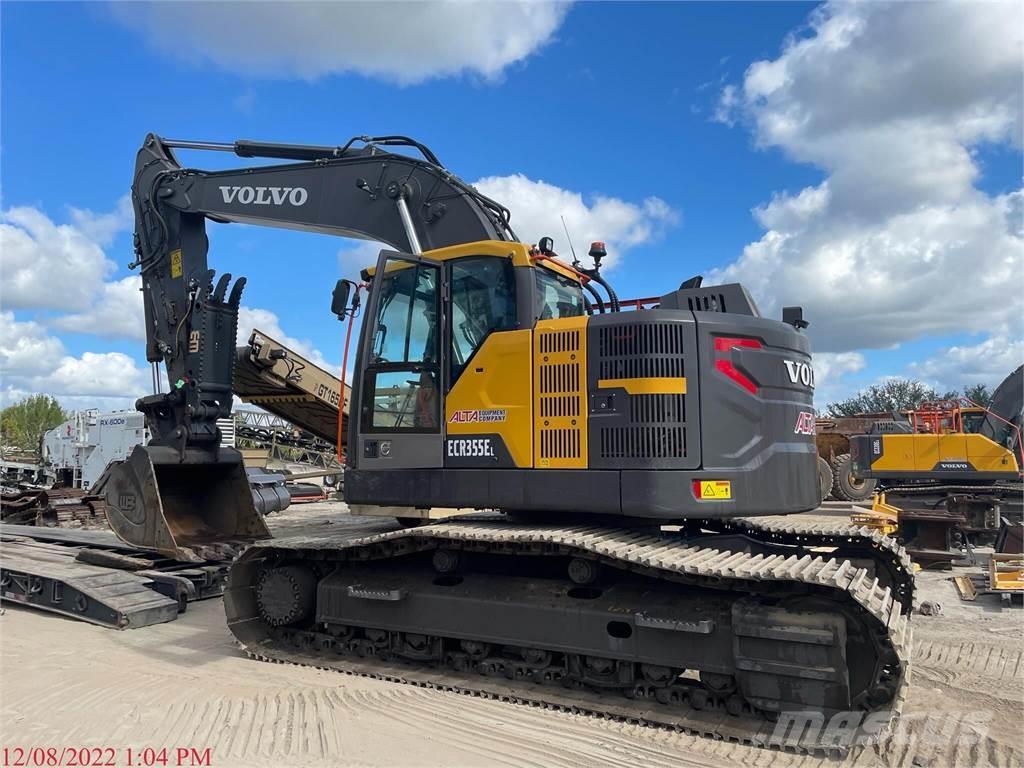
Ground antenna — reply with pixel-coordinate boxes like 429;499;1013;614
560;215;579;266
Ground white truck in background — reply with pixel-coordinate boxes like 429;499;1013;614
41;411;236;491
42;410;150;490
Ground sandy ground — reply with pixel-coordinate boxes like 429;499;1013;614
2;503;1023;768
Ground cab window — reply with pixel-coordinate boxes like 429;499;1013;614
535;266;584;320
961;411;985;434
363;257;441;433
371;261;438;365
449;257;517;383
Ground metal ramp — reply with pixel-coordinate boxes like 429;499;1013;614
1;537;179;629
0;524;236;628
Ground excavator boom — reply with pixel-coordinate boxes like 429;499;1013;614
106;133;514;559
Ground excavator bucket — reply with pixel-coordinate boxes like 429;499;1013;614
101;444;271;562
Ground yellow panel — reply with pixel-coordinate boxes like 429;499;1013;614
966;434;1020;472
874;432;1021;474
598;377;687;395
911;434;940;472
533;316;589;469
445;330;533;468
362;240;582;283
871;434;919;471
937;434;968;468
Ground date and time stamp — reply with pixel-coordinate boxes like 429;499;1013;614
1;748;212;768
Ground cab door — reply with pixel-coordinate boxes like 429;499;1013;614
355;251;445;469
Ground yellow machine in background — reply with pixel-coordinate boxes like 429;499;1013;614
851;397;1020;482
849;374;1024;564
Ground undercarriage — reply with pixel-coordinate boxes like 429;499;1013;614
225;516;913;752
880;481;1024;565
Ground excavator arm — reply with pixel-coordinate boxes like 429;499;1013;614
132;133;513;449
106;133;515;559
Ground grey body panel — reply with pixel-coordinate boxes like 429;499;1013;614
982;365;1023;459
658;282;760;316
587;311;701;470
359;433;444;470
343;461;815;519
693;312;816;472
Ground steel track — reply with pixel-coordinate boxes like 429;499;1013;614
225;519;914;754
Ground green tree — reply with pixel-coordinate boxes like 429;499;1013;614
962;383;992;408
0;395;67;453
824;378;958;417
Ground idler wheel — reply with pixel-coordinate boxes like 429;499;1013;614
568;557;599;585
432;548;461;574
256;565;318;627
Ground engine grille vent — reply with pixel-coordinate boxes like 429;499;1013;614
535;321;587;467
686;292;728;313
630;393;685;425
598;324;687;380
540;428;582;461
539;329;580;354
600;357;684;379
590;319;698;469
600;426;686;459
598;323;684;357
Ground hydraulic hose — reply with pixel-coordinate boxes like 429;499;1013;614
588;271;620;313
582;281;606;314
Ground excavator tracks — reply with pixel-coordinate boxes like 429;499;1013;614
225;518;913;754
700;516;916;613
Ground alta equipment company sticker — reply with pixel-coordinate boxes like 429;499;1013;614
449;409;507;424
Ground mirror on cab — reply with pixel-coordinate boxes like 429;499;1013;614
332;279;355;319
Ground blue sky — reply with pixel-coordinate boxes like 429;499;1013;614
2;1;1021;411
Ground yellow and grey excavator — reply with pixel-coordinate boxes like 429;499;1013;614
103;133;913;748
850;367;1023;562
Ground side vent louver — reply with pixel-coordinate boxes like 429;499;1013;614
686;292;728;313
590;318;699;469
535;319;588;468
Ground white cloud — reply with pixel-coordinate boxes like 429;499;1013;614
0;312;65;376
233;87;257;114
338;240;385;281
0;312;148;408
44;352;148;398
335;176;679;272
909;336;1024;393
474;175;678;268
52;276;146;340
68;195;133;247
711;1;1023;353
812;350;866;407
237;306;336;373
1;206;113;312
112;1;571;85
0;195;133;315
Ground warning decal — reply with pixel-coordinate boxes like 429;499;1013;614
696;480;732;500
170;249;183;278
